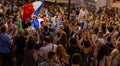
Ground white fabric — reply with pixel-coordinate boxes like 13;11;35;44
78;8;88;21
38;18;44;28
33;1;43;11
98;38;106;44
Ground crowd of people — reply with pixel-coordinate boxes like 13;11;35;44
0;0;120;66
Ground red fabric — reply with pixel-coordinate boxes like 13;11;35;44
42;18;46;25
22;3;35;22
60;14;64;20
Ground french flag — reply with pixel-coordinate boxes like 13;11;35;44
22;0;44;22
34;18;44;28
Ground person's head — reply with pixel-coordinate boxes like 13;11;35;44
97;31;104;38
69;37;77;46
44;35;51;44
101;23;106;34
19;29;24;36
93;27;99;34
82;4;86;10
82;40;91;48
27;21;32;27
0;25;8;33
107;36;111;43
108;26;114;32
40;21;44;26
59;25;64;32
7;19;13;28
56;44;68;57
47;51;56;60
24;29;29;36
56;31;61;37
71;53;82;65
44;25;49;32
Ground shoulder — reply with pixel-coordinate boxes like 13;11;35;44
39;62;47;66
2;33;11;40
111;49;119;55
50;62;60;66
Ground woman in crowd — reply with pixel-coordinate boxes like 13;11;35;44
55;44;70;66
0;0;120;66
97;44;111;66
22;36;38;66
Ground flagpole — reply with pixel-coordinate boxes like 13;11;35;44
68;0;71;21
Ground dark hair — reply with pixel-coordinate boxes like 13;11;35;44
108;26;114;32
1;25;7;33
97;44;111;65
71;53;82;65
44;36;51;43
27;36;36;49
27;22;32;26
69;38;77;45
40;21;44;25
94;27;99;34
44;26;48;31
107;36;111;42
102;23;106;34
82;40;91;48
48;51;55;59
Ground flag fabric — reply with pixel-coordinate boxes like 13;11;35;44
22;1;44;22
34;18;44;28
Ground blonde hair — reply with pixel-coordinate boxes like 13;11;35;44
56;44;68;57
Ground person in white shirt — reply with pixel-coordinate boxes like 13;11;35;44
78;4;89;21
39;36;57;59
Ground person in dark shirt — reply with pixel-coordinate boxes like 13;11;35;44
22;36;38;66
66;37;80;66
14;29;26;66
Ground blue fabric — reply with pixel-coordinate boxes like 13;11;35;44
34;19;39;28
10;4;14;8
0;33;11;54
41;7;46;13
72;14;76;19
48;14;54;17
34;0;44;16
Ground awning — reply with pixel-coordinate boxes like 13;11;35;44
45;0;55;2
45;0;81;4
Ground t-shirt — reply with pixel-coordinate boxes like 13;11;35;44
15;36;26;55
78;8;89;21
0;33;12;54
39;43;57;58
